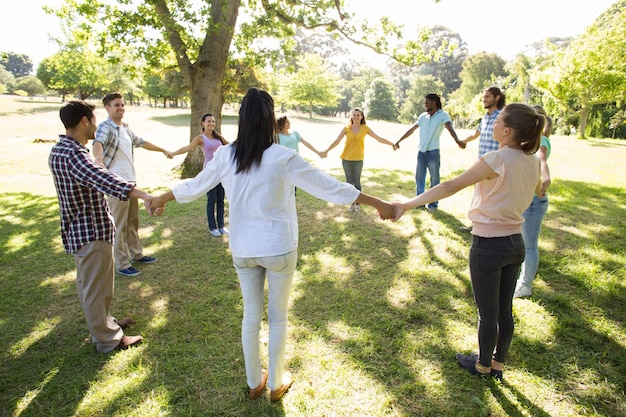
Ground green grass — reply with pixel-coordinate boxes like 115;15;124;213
1;95;625;416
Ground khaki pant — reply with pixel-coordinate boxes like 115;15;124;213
106;195;143;270
73;240;123;353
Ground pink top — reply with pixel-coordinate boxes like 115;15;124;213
469;147;540;238
200;134;223;168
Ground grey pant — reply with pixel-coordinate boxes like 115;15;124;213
341;159;363;191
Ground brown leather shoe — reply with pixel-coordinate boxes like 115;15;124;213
116;317;135;330
115;335;143;350
248;369;268;399
270;371;293;402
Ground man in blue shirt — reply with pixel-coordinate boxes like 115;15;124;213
395;93;464;212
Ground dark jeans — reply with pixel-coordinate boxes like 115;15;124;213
207;183;225;230
469;234;525;367
342;159;363;191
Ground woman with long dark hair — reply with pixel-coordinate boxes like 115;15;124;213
171;113;229;236
151;88;394;401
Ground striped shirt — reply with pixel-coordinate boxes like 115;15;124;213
49;135;134;253
477;109;501;157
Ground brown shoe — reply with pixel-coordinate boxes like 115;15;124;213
115;335;143;350
270;371;293;402
248;369;268;399
116;317;135;330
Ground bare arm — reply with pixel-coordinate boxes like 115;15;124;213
355;192;394;220
392;159;496;221
92;141;105;167
322;129;347;156
299;138;322;157
142;140;173;159
171;135;204;157
395;125;418;147
367;128;397;149
462;129;480;147
537;145;551;197
445;122;466;149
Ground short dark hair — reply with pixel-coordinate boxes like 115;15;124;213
102;92;123;106
425;93;442;109
59;101;95;129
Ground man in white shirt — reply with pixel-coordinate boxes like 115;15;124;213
93;92;173;277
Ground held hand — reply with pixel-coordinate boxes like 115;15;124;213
150;194;168;216
320;150;328;158
390;202;407;222
392;144;399;151
456;140;466;149
143;195;154;217
394;141;400;149
164;151;174;159
376;201;395;220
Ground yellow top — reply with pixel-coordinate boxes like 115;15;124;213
340;124;370;160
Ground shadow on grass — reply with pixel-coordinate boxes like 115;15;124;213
0;174;624;416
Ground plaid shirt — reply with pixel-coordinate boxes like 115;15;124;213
94;118;144;168
49;135;134;253
477;109;501;157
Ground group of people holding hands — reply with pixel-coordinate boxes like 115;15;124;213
49;85;552;402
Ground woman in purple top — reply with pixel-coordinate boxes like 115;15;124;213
172;113;229;236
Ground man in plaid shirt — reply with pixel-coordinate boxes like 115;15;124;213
49;100;156;352
462;86;506;157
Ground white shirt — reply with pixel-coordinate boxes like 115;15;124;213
172;143;360;257
107;125;136;182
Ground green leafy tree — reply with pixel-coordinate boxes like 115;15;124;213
37;49;109;100
0;52;33;77
51;0;442;175
0;65;16;94
533;0;626;138
363;79;397;121
453;52;508;104
15;76;47;99
287;54;340;118
398;75;445;124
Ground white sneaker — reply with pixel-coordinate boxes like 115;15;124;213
219;227;229;235
209;229;221;237
513;285;532;298
354;203;360;212
349;203;356;212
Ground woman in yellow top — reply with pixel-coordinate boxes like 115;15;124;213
322;108;397;211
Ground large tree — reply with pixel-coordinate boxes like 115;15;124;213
52;0;440;176
533;0;626;138
0;52;33;77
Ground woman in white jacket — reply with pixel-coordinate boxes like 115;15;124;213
151;87;394;401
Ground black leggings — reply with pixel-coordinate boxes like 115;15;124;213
469;234;525;367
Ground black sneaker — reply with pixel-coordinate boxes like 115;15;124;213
468;352;503;379
455;353;489;377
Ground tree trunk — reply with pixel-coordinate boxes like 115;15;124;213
160;0;239;177
578;106;590;139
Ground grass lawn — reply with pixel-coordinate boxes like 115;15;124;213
1;95;625;416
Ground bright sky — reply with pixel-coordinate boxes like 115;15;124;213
0;0;618;70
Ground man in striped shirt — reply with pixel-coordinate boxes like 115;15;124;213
49;100;155;352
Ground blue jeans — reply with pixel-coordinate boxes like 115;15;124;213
415;149;440;209
206;183;225;230
232;250;298;391
518;196;549;289
469;234;525;366
342;159;363;191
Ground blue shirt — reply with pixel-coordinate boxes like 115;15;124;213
415;109;452;152
477;109;501;157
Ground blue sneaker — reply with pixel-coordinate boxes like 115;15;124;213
134;256;157;264
117;267;141;277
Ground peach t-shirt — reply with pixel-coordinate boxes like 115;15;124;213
469;147;540;237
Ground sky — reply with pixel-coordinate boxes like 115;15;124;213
0;0;618;71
